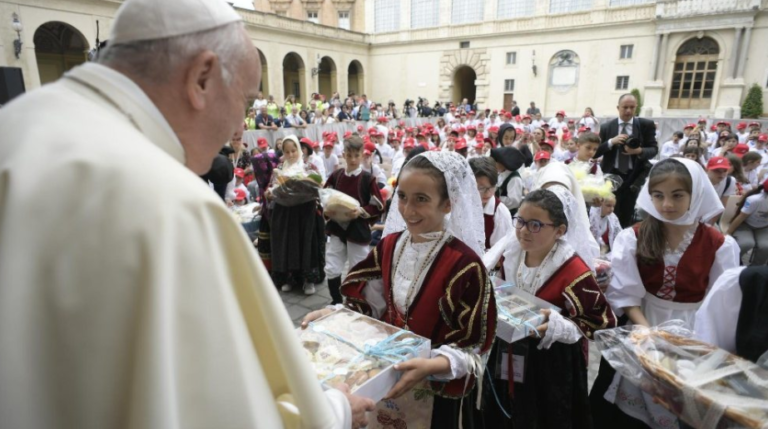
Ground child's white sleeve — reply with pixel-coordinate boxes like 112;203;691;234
500;176;523;211
605;229;646;315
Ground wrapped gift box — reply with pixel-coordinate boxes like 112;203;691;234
494;280;561;344
298;308;431;403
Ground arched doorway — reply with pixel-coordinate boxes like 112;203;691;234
668;37;720;110
348;60;364;97
33;21;89;85
453;65;476;106
256;48;269;95
282;52;306;102
318;56;337;100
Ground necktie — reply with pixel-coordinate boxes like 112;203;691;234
618;122;630;174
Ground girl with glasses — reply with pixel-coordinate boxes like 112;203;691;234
483;188;617;429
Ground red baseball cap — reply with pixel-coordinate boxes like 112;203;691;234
257;137;268;149
535;151;551;161
403;138;415;149
568;119;575;124
556;110;566;117
468;110;476;115
234;188;246;201
763;179;768;193
343;131;353;139
698;117;707;123
707;156;731;170
455;139;468;151
733;144;750;157
466;125;477;131
578;126;590;133
364;142;376;153
504;112;512;119
716;121;727;126
759;134;768;143
749;122;761;128
489;126;499;133
737;122;747;130
541;123;550;128
357;125;364;132
684;123;695;129
540;141;554;149
323;141;334;149
234;168;245;178
398;120;405;127
475;142;485;150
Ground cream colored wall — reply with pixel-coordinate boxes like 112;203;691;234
1;0;766;117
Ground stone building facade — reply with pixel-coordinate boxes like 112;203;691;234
0;0;766;117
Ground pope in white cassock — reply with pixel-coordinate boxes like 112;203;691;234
0;0;375;428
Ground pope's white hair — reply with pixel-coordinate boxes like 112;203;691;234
99;22;248;86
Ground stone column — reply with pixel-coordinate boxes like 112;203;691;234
439;0;452;26
484;0;497;22
400;0;411;31
736;26;752;78
730;27;743;79
649;33;662;81
656;33;669;82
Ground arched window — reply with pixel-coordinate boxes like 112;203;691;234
668;37;719;109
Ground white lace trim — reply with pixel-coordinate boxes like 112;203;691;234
384;152;485;258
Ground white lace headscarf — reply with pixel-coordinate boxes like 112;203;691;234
636;157;723;225
533;162;601;269
384;151;485;257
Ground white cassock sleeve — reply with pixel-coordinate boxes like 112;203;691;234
694;267;744;353
605;228;645;315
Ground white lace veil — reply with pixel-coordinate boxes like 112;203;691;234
383;151;486;257
533;162;601;268
636;157;723;225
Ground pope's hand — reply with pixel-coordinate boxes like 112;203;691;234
334;384;375;429
300;308;334;329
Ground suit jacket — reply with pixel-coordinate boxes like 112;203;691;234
595;117;658;184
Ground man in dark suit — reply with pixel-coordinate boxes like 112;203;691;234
595;93;658;227
510;101;520;117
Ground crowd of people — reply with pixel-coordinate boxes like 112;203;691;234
215;90;768;427
3;0;767;428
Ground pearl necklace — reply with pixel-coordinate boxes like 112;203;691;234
391;231;444;330
516;242;558;295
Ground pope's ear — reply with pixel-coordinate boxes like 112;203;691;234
185;50;219;111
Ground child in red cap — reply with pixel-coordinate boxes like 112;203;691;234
707;156;736;205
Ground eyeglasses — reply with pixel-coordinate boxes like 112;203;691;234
512;216;557;233
477;186;494;194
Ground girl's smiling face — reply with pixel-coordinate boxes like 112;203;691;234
396;169;451;237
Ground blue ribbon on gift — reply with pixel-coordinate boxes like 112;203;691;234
495;283;543;339
309;321;427;384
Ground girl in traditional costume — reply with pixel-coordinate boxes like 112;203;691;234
590;158;740;429
482;174;616;428
303;151;496;428
267;135;326;294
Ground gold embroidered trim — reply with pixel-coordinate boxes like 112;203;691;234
345;247;380;278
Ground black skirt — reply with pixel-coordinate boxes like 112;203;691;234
481;337;592;429
270;200;325;286
432;388;484;429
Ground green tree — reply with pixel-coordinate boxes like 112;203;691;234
631;88;643;115
742;83;765;119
